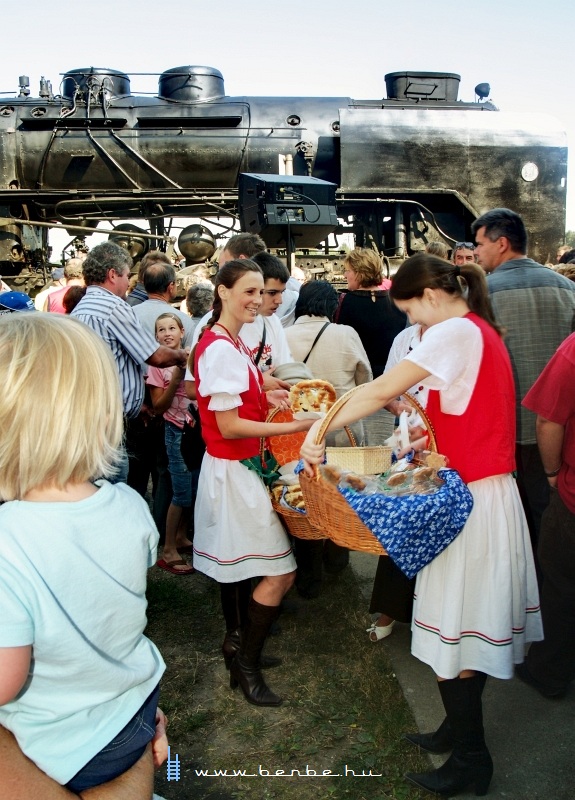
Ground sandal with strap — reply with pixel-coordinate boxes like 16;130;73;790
157;558;195;576
366;620;395;641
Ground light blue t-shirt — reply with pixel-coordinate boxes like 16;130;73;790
0;481;165;783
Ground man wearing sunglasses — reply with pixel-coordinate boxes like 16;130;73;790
472;208;575;568
451;241;477;266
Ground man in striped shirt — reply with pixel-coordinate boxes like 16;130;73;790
72;242;188;482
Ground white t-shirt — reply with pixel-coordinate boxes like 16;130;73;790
186;313;293;380
0;481;165;783
385;324;429;407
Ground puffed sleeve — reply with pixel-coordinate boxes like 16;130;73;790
197;340;251;411
404;318;483;415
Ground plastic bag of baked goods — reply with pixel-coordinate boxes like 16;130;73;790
319;456;473;578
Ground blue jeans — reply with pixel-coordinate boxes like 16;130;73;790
165;420;193;507
108;440;129;485
65;685;159;792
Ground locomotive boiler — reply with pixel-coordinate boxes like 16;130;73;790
0;65;567;288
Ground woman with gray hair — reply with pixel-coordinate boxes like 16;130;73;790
185;283;214;333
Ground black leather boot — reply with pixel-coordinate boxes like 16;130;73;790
404;717;453;754
404;672;487;754
404;674;493;797
229;599;283;706
222;628;282;670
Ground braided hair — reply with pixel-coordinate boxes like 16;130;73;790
189;259;263;370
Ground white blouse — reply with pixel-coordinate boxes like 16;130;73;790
197;335;259;412
404;317;483;416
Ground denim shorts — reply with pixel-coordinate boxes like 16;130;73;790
165;420;193;507
66;684;160;792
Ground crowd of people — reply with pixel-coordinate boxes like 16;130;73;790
0;207;574;798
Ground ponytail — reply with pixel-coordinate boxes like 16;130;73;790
458;262;503;335
391;253;503;335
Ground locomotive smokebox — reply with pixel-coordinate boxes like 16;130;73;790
239;174;338;248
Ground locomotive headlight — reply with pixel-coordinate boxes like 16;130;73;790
521;162;539;182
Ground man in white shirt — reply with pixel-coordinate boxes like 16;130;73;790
187;249;293;394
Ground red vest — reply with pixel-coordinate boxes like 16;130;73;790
426;313;516;484
194;329;267;460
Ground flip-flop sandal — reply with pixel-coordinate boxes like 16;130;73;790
176;545;194;555
157;558;194;576
366;621;395;641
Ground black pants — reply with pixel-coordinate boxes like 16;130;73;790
526;488;575;693
369;555;415;623
126;415;172;539
515;444;549;551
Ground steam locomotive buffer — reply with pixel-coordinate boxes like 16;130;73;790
0;65;567;289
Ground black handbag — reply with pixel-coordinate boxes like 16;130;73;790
180;403;206;471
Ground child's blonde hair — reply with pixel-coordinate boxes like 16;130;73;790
0;314;123;500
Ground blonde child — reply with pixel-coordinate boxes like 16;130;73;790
0;314;166;794
147;313;195;575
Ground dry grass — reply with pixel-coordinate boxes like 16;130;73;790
147;564;428;800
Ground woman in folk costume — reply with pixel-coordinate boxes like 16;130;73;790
192;259;313;707
300;253;542;797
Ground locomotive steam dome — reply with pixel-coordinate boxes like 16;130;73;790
158;66;225;102
62;67;131;101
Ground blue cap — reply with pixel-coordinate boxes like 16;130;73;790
51;267;65;280
0;291;36;313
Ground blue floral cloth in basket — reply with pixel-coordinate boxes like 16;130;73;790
338;469;473;579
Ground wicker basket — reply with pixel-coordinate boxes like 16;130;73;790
325;444;392;475
269;494;326;541
265;407;326;541
299;389;437;555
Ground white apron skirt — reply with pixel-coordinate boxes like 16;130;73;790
411;473;542;679
193;454;296;582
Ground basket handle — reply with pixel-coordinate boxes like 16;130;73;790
313;388;437;453
264;406;356;459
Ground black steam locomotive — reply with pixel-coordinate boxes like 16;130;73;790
0;65;567;287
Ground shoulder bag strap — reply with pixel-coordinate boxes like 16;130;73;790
303;322;331;363
253;319;267;366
